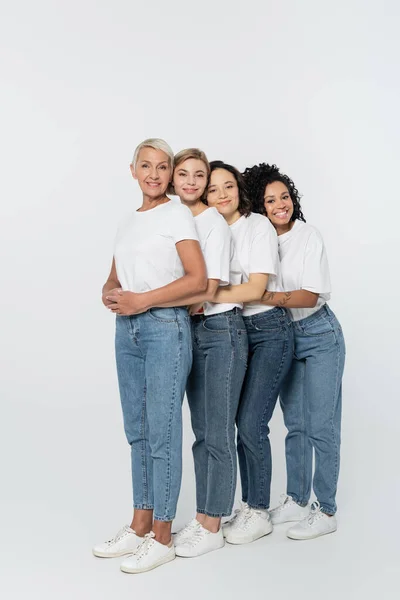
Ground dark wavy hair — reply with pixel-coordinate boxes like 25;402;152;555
242;163;306;222
205;160;252;217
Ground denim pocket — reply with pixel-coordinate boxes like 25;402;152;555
202;316;229;333
148;308;178;323
302;315;334;337
252;316;281;332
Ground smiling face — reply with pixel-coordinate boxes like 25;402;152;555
206;168;240;224
173;158;208;204
263;180;294;234
131;147;172;198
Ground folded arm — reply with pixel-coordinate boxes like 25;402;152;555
106;240;207;315
259;289;319;308
213;273;268;304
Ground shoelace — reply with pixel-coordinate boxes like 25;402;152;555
226;503;249;528
307;501;324;525
175;520;199;541
275;494;294;511
133;532;156;561
241;508;268;530
185;526;208;548
105;525;130;546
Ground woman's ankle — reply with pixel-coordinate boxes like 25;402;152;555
203;515;221;533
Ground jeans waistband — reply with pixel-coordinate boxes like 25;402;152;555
243;306;287;323
191;307;240;322
294;304;334;327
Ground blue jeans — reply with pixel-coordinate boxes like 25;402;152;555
280;304;345;515
237;307;294;510
186;309;248;517
115;308;192;522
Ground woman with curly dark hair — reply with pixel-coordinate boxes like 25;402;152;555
243;163;346;541
206;161;294;545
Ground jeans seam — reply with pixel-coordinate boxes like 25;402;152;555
327;330;342;513
299;363;307;503
225;319;236;515
162;317;181;519
257;333;289;507
140;383;148;505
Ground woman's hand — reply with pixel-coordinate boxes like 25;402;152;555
189;302;204;315
102;287;120;308
106;289;148;315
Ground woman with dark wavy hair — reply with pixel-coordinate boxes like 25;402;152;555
206;161;294;545
243;163;346;541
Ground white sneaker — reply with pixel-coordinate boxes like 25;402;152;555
222;502;249;537
224;505;273;545
175;525;224;558
270;494;310;525
120;532;175;573
92;525;142;558
173;518;201;546
286;501;337;540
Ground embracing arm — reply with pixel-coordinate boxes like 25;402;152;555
259;289;319;308
107;240;207;314
158;279;220;308
212;273;268;304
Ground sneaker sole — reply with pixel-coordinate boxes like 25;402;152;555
225;527;273;545
271;516;308;526
93;549;137;558
286;528;337;541
176;540;225;558
120;551;175;573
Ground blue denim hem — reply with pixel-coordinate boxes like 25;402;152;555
153;514;175;522
247;503;270;510
287;494;308;508
196;509;232;518
320;506;336;516
134;504;154;510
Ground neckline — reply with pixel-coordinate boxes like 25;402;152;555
194;207;215;220
229;214;246;229
278;219;301;243
136;200;172;214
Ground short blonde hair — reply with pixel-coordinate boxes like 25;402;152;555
169;148;210;195
132;138;174;168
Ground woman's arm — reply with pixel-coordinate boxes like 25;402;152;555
157;279;221;308
102;258;121;307
259;289;319;308
107;240;207;314
213;273;268;304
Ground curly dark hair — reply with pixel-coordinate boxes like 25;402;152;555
242;163;306;223
205;160;252;217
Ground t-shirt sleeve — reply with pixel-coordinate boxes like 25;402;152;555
202;219;231;285
171;205;199;244
301;230;331;293
248;219;278;276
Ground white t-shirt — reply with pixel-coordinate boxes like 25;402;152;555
277;219;331;321
114;200;199;293
229;212;279;317
194;207;242;316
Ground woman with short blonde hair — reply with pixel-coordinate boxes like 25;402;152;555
93;138;207;573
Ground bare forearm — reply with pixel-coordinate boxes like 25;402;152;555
138;274;207;310
214;283;265;304
157;280;219;308
261;290;318;308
